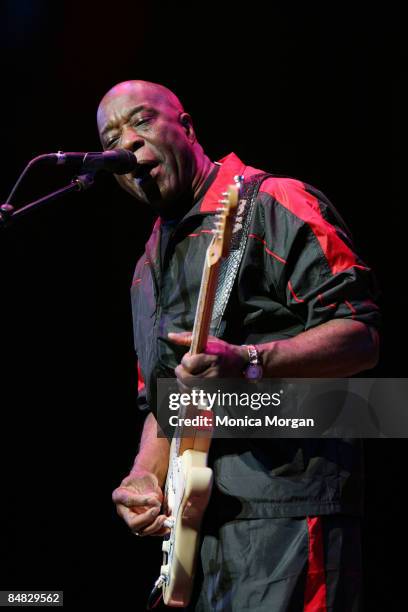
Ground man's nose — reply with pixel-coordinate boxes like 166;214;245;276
121;126;144;152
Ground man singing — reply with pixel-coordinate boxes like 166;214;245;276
98;79;380;611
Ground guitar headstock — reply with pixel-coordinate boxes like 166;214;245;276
207;175;242;266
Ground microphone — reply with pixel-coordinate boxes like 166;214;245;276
43;149;138;175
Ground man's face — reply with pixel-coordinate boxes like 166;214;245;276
97;82;195;208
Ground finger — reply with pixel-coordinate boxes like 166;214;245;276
174;375;192;394
112;487;161;509
148;527;171;537
181;353;218;374
168;331;192;346
113;489;160;509
137;514;171;537
118;504;161;531
120;477;164;501
174;364;203;386
175;363;217;385
128;506;163;532
116;502;160;523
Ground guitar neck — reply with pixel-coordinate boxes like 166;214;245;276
170;181;240;457
190;247;220;355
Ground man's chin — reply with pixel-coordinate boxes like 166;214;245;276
117;174;180;213
126;176;167;209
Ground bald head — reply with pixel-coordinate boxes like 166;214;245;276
97;80;184;127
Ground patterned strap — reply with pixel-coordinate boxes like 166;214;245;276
210;172;272;336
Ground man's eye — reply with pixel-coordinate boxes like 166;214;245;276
105;137;118;149
133;117;152;128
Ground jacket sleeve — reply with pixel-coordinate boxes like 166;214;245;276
260;177;381;331
131;255;152;415
136;361;150;414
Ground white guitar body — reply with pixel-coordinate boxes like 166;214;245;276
161;446;213;606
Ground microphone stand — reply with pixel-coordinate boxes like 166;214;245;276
0;172;95;228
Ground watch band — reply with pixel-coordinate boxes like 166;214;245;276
242;344;263;381
246;344;259;364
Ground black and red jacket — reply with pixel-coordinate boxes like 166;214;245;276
131;153;380;518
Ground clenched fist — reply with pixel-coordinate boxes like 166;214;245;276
112;469;170;537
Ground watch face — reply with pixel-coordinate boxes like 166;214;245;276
246;364;263;381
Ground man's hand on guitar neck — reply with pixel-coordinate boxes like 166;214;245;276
168;332;247;385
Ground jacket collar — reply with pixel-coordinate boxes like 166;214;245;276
146;152;261;244
198;152;246;213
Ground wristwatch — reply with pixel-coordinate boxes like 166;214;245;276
243;344;263;382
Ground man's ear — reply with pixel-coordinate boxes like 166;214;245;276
179;113;196;142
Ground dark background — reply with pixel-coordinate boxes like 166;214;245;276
0;2;405;610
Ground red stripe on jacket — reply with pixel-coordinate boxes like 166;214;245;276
304;516;327;611
249;233;287;264
288;280;305;303
260;177;358;275
137;362;145;393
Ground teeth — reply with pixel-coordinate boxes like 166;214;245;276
216;207;226;212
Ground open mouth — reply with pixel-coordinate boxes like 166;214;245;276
132;160;159;182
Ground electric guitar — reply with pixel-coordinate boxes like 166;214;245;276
148;177;241;608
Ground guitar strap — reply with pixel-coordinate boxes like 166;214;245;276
210;172;272;336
